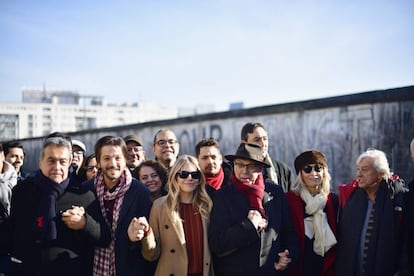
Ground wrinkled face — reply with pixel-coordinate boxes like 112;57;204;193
85;157;98;180
71;145;84;168
39;145;71;184
5;147;25;173
126;141;145;169
245;127;269;152
233;158;263;185
176;163;201;195
138;165;162;194
300;164;324;191
152;130;179;167
197;146;223;176
97;145;126;186
356;157;383;193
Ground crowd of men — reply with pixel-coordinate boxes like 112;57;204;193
0;123;412;276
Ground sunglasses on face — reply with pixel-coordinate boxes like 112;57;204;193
176;170;201;179
302;164;324;174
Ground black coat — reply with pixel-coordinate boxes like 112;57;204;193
208;178;299;275
3;173;111;276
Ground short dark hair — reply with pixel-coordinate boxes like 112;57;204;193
195;138;220;158
240;122;266;141
3;141;25;156
94;136;127;162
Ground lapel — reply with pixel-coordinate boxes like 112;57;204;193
117;185;133;225
170;211;186;246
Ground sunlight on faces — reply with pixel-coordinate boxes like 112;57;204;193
246;127;269;152
152;130;179;164
126;141;145;168
39;145;71;184
198;146;223;176
98;145;126;184
177;163;200;195
71;145;84;167
356;157;383;192
5;147;25;172
301;164;324;192
139;165;162;194
233;159;263;185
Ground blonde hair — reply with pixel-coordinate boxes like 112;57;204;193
291;167;332;198
166;155;212;223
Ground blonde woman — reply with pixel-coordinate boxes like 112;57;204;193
285;150;338;276
128;155;213;276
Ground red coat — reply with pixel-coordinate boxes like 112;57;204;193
285;191;338;276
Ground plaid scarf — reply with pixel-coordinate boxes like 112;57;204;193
93;168;132;276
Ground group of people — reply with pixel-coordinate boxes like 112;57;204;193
0;123;412;276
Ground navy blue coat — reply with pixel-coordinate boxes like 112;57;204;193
208;178;299;275
84;178;154;276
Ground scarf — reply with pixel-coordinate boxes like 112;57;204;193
205;167;224;190
231;172;266;217
264;153;278;184
300;188;337;256
93;168;132;276
34;170;70;241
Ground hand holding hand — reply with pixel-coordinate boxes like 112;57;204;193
128;216;150;242
274;249;292;271
61;205;86;230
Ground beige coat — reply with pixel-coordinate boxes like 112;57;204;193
141;196;213;276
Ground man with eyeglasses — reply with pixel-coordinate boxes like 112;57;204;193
124;134;146;173
152;129;180;173
241;122;295;192
208;143;298;275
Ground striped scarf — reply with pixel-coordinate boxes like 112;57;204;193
93;168;132;276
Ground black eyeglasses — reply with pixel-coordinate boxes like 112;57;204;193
155;139;178;147
302;164;324;174
176;170;201;179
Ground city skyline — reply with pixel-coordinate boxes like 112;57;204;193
1;1;413;111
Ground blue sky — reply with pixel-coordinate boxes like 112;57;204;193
1;0;413;111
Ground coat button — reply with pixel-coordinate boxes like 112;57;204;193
165;224;169;229
170;249;175;253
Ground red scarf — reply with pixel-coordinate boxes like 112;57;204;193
231;172;266;217
205;167;224;190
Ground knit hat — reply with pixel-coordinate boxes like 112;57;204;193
72;139;86;152
123;134;143;146
294;150;328;174
225;143;271;168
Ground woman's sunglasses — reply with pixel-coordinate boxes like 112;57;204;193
176;170;201;179
302;164;324;174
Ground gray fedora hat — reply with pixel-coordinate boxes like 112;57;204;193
225;143;271;168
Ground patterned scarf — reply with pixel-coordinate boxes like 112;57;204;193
300;188;337;256
205;167;224;190
231;172;266;217
34;170;70;241
93;168;132;276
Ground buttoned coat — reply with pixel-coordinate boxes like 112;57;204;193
141;196;213;276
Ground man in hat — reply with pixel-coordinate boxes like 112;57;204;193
208;143;298;275
124;134;146;173
241;122;294;192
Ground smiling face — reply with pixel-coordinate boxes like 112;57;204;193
152;130;179;169
126;141;145;169
5;147;25;173
39;145;71;184
138;165;163;194
300;164;324;195
97;145;127;189
176;163;200;197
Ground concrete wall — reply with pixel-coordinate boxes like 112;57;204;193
17;85;414;190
